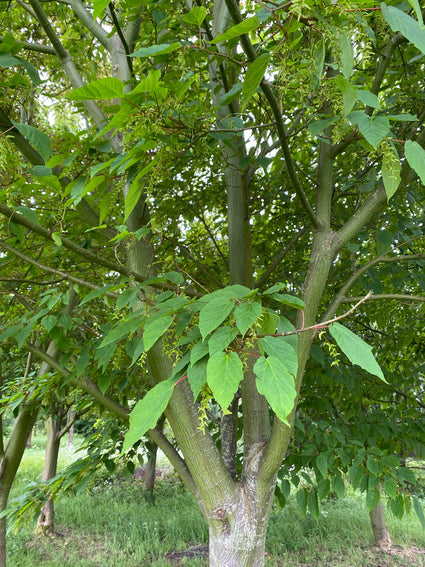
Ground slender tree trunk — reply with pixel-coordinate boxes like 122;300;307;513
67;408;74;446
0;490;7;567
369;493;392;551
36;414;62;534
0;406;38;567
144;443;158;491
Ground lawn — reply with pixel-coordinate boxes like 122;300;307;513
6;432;425;566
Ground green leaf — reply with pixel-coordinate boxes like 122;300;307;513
409;0;423;25
413;496;425;530
308;117;335;137
270;293;305;310
366;486;380;512
16;206;39;225
253;356;297;425
100;318;143;348
308;489;319;521
262;283;287;295
296;488;307;516
207;351;243;412
130;339;145;366
256;310;280;335
241;53;270;111
357;89;381;109
51;232;62;247
348;460;364;489
199;296;235;339
11;121;52;163
382;150;401;201
0;54;41;84
317;478;331;501
190;340;209;365
329;323;386;381
182;6;207;25
93;0;110;19
130;42;181;58
30;165;52;177
312;38;325;90
41;315;57;333
208;326;237;355
143;316;173;351
339;33;354;79
316;454;328;478
209;17;260;44
334;76;357;117
404;140;425;185
388;113;418;122
0;325;21;344
67;78;124;101
124;161;156;220
376;229;393;255
215;84;243;108
331;471;345;498
235;301;262;336
75;345;91;377
396;467;416;485
187;358;207;400
348;111;390;148
383;477;398;500
260;336;298;376
381;3;425;55
15;323;35;349
366;456;383;476
80;285;114;306
390;493;405;519
122;380;174;452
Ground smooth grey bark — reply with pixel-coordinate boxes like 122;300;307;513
369;489;392;551
36;413;62;534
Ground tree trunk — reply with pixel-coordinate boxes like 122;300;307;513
0;406;38;567
369;494;392;551
36;414;62;535
208;449;275;567
0;489;7;567
67;408;74;446
144;443;158;491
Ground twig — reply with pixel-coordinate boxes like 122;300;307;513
258;291;373;338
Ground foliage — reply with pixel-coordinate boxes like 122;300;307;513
1;0;425;562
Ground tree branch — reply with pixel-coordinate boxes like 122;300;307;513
27;0;106;128
68;0;111;50
255;225;308;288
322;253;425;320
223;0;319;228
0;240;119;294
27;344;197;494
0;35;56;55
340;293;425;304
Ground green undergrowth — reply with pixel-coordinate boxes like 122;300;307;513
6;438;425;566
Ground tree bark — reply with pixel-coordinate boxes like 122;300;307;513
369;493;392;551
36;414;62;534
209;443;274;567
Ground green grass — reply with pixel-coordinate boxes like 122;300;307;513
6;437;425;566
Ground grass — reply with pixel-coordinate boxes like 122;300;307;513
6;434;425;566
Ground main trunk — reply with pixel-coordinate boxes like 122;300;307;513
208;478;274;567
369;493;392;551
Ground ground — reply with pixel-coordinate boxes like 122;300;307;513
23;529;425;566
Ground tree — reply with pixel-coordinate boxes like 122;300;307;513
1;0;425;565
